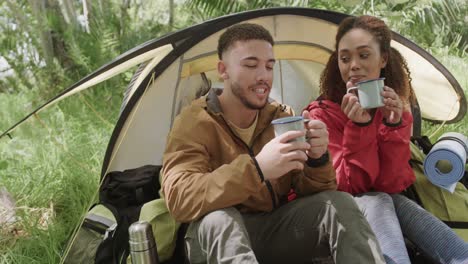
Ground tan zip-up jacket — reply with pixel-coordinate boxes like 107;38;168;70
162;89;336;223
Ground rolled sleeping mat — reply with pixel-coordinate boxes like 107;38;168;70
423;132;468;193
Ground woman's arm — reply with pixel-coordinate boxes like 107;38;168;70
308;103;380;194
375;111;415;193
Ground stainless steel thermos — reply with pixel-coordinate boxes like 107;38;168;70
128;221;159;264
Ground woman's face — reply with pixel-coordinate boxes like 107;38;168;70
337;28;387;85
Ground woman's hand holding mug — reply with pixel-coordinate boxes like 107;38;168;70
302;110;329;159
381;86;403;124
342;81;372;124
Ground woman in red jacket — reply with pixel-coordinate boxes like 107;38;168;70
305;15;468;264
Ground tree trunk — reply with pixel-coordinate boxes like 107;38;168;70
5;2;28;29
82;0;90;33
169;0;174;29
28;0;54;66
58;0;78;26
119;0;131;41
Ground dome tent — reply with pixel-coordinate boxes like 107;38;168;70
1;8;465;178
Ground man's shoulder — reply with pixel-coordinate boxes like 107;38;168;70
177;96;208;119
172;96;217;135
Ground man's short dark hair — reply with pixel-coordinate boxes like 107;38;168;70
217;23;274;59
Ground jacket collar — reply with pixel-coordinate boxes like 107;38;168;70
202;88;280;137
205;88;224;114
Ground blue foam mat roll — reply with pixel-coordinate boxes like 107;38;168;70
423;132;468;193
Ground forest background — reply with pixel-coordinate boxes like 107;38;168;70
0;0;466;263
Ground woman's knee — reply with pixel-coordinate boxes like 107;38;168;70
355;192;394;210
391;194;419;210
391;194;426;220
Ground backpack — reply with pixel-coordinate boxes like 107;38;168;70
408;137;468;241
63;165;181;263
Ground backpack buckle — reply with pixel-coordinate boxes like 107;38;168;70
103;223;117;240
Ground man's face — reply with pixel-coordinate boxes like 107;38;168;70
219;40;275;110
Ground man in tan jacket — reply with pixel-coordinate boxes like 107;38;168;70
162;23;384;264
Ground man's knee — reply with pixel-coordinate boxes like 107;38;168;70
292;191;359;219
311;190;356;208
186;207;253;263
196;207;244;234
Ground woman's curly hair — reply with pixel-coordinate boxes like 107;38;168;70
320;15;415;105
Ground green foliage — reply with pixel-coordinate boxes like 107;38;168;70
351;0;468;56
186;0;352;22
0;0;181;97
187;0;273;20
0;85;121;262
0;1;184;262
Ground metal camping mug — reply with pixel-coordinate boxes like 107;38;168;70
271;116;309;142
129;221;159;264
346;78;385;109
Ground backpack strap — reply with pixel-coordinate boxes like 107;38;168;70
461;170;468;189
95;203;120;264
435;135;468;159
410;100;422;137
443;221;468;229
410;136;433;155
81;203;116;235
93;203;146;264
93;204;144;264
112;205;142;264
83;213;116;235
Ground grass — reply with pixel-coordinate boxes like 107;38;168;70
0;85;122;263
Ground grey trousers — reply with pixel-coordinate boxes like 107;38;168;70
392;194;468;264
354;193;411;264
354;193;468;264
185;191;385;264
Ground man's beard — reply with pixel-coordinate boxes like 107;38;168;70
231;81;268;110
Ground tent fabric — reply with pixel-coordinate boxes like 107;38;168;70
0;43;174;139
391;41;462;122
102;10;466;176
121;45;174;108
0;8;465;177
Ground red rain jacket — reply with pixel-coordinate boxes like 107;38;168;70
305;99;415;195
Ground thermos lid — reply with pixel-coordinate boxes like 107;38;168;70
129;221;156;251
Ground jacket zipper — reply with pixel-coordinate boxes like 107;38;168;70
218;115;278;209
